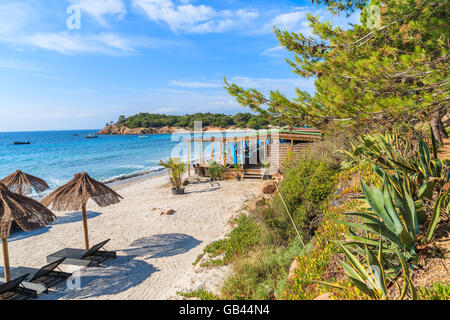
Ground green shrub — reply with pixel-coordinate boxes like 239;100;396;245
417;282;450;300
207;161;226;180
177;289;220;300
221;238;310;300
269;158;337;241
196;214;269;266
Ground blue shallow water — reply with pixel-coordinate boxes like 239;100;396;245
0;130;249;193
0;130;187;192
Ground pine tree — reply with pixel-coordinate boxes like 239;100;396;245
225;0;449;142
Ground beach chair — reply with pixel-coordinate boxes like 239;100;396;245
0;258;72;294
46;239;117;267
0;274;38;300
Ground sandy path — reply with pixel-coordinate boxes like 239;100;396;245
3;175;260;300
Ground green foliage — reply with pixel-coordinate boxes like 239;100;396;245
285;199;357;300
336;241;416;300
196;154;338;300
339;175;420;256
177;289;220;300
115;112;269;130
158;157;185;189
334;132;449;299
206;161;226;181
221;239;309;300
269;158;337;241
225;1;449;132
417;282;450;300
340;131;449;244
196;214;268;267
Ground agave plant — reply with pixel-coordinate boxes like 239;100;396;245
316;241;416;300
342;243;416;300
339;130;416;170
338;175;420;256
337;241;388;300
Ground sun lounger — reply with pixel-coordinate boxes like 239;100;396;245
0;274;38;300
46;239;116;267
1;258;72;294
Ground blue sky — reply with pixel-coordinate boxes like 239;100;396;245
0;0;360;131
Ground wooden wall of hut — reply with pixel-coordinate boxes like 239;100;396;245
267;142;312;169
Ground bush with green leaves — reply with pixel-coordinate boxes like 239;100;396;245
158;158;185;190
334;132;448;299
331;241;416;300
195;214;268;267
207;161;226;181
417;282;450;300
269;157;337;241
221;238;309;300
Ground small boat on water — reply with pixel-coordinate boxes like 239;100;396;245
138;135;149;139
13;141;30;145
84;134;98;139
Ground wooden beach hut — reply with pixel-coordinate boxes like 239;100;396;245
183;127;323;179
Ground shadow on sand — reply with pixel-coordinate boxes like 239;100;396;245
121;233;202;260
35;234;201;299
39;255;159;300
185;186;221;194
9;211;102;242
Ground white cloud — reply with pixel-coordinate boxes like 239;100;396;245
231;76;309;88
261;45;285;57
262;7;360;35
69;0;126;26
260;8;361;56
169;80;222;88
22;32;167;55
271;11;308;32
0;2;33;36
0;58;42;72
132;0;258;33
168;76;316;97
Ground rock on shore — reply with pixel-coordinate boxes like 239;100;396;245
97;124;253;135
97;125;183;135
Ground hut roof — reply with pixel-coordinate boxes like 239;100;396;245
0;182;55;238
1;170;49;195
41;172;123;212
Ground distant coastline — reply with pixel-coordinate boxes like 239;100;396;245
98;112;271;135
97;124;255;135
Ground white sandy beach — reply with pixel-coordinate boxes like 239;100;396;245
4;174;261;300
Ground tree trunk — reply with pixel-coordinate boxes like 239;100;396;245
438;112;448;139
430;111;443;146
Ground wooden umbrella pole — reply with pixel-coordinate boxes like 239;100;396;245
202;141;205;164
2;237;10;282
187;141;191;177
82;203;90;250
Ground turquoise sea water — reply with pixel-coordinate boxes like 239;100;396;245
0;130;251;194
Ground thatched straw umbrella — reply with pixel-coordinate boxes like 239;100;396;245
0;182;56;281
41;172;122;250
1;170;49;195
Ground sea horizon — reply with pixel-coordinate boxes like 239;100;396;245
0;129;246;196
